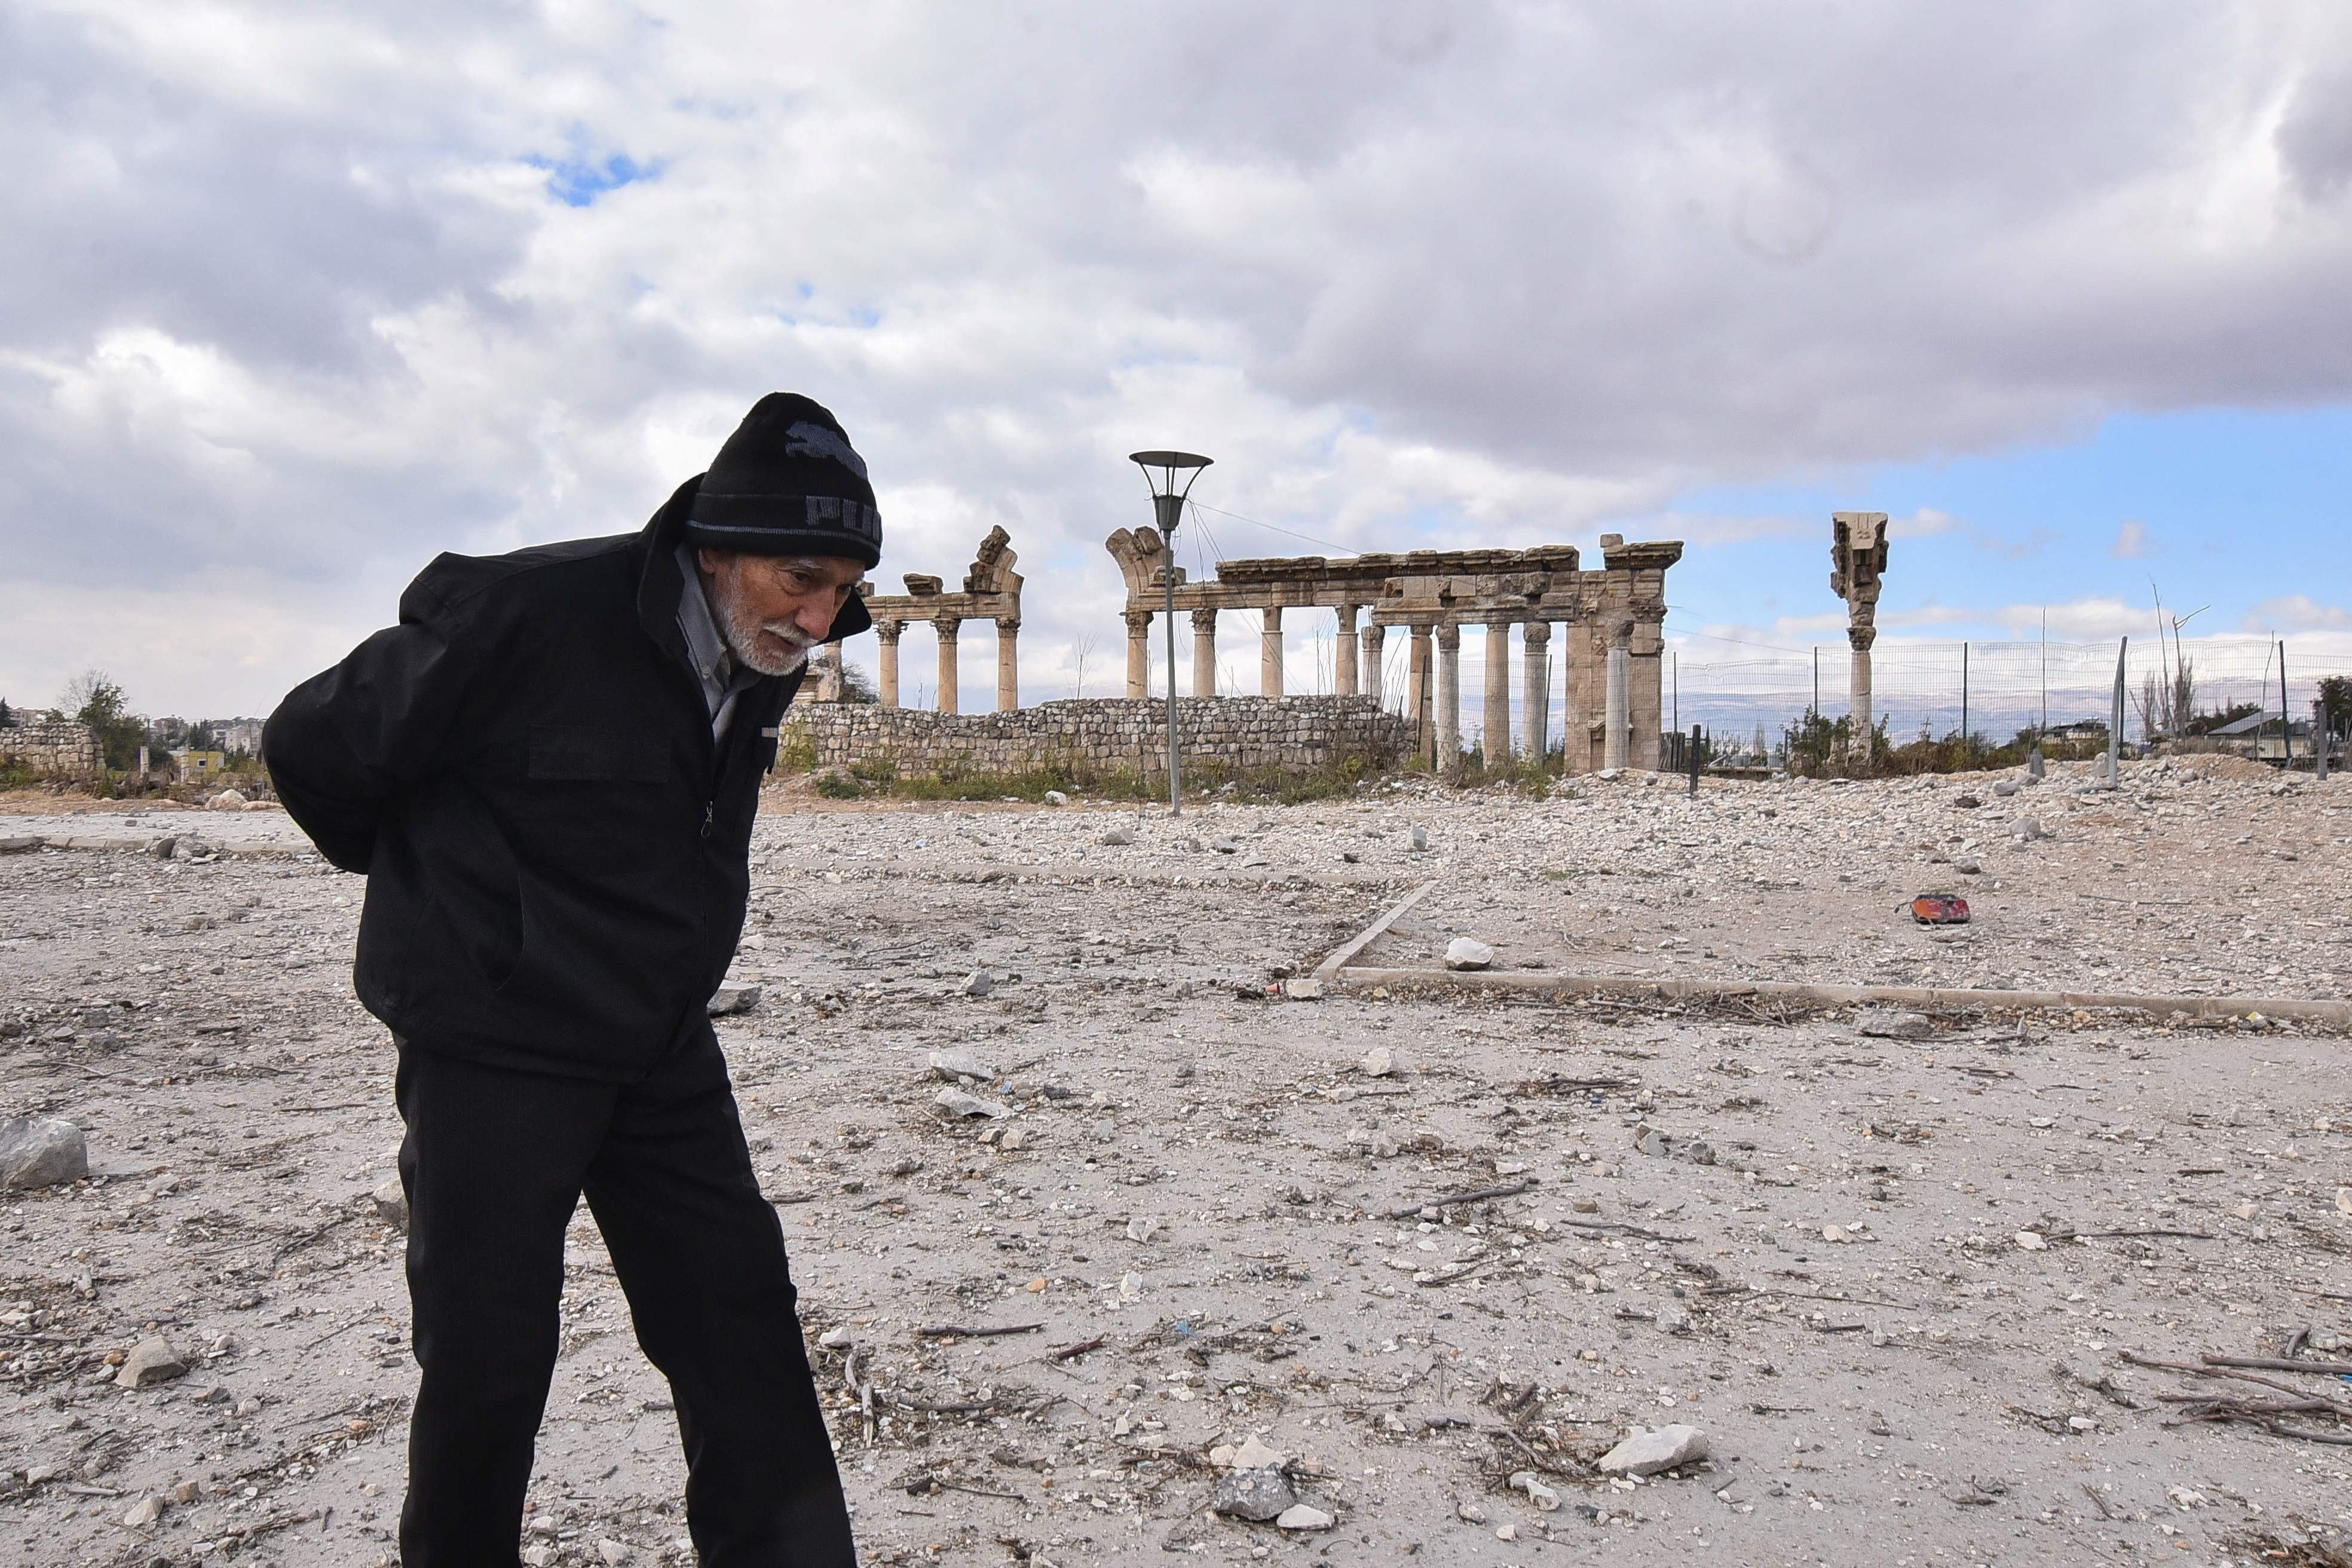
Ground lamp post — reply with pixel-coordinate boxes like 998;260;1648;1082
1129;450;1212;816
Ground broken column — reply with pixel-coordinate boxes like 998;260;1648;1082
1191;609;1218;698
1483;620;1512;764
1123;609;1152;700
935;616;961;714
1360;621;1385;706
1335;605;1361;696
994;618;1019;712
816;642;844;702
1522;621;1551;765
1260;607;1284;697
1604;637;1630;770
1830;512;1890;761
1437;623;1462;773
1407;624;1433;766
875;620;903;708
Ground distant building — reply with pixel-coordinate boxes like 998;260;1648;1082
172;749;229;779
212;719;265;755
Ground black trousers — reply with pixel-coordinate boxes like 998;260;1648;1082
393;1026;855;1567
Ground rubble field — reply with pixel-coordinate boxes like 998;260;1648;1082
2;757;2350;1568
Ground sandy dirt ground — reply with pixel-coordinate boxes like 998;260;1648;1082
2;761;2350;1568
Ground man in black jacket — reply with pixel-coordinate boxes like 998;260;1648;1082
264;393;875;1566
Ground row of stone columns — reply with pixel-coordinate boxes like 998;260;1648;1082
863;619;1019;713
1116;605;1636;771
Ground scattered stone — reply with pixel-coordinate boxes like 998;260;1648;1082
0;1117;88;1190
171;1481;202;1505
1993;780;2019;797
1598;1423;1709;1476
1856;1009;1934;1040
1098;826;1135;846
1655;1304;1695;1336
1952;794;1982;809
1275;1504;1334;1531
1359;1046;1400;1077
997;1127;1028;1151
120;1495;166;1529
148;835;178;859
1282;977;1324;1000
1125;1215;1160;1244
1595;768;1622;782
596;1539;634;1566
1093;1117;1116;1143
1508;1470;1561;1511
1634;1126;1716;1166
960;970;994;999
1212;1466;1297;1523
933;1088;1012;1119
1408;825;1429;852
2011;817;2050;841
1233;1435;1286;1469
371;1177;409;1233
115;1337;188;1389
207;789;248;811
1211;837;1241;854
1457;1500;1489;1524
1954;858;1982;875
1443;938;1494;971
1042;790;1069;807
927;1048;996;1081
706;981;762;1017
2014;1230;2048;1251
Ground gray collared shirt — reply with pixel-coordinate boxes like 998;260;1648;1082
676;546;764;742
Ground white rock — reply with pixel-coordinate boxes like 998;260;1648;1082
1443;938;1494;970
1598;1423;1708;1476
1125;1215;1160;1244
206;788;247;811
0;1117;88;1190
1275;1504;1334;1530
597;1539;635;1566
933;1087;1012;1119
1232;1435;1287;1470
372;1176;409;1233
2014;1230;2048;1251
1359;1046;1400;1077
1509;1470;1561;1510
1042;790;1069;806
1282;977;1324;1000
115;1336;187;1389
1098;826;1135;846
120;1494;166;1528
927;1048;997;1080
960;970;994;998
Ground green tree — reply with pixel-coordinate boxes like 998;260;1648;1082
838;661;880;705
2320;675;2351;736
60;669;146;771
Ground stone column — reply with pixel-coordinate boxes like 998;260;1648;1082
1604;641;1630;770
1335;605;1361;696
1123;609;1152;699
994;618;1019;712
1630;624;1665;771
935;615;961;714
1437;623;1462;774
1407;624;1432;766
1522;621;1551;765
1483;621;1512;764
1360;622;1386;706
1260;606;1284;697
1190;608;1218;699
1849;624;1877;762
816;642;844;702
875;621;903;708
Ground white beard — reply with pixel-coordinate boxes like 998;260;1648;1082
710;580;819;677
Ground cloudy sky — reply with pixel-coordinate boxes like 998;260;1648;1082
4;0;2348;735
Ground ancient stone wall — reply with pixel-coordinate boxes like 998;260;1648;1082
0;721;103;780
779;696;1405;779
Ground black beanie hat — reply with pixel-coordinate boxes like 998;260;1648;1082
684;393;883;568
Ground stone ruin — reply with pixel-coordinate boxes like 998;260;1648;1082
1829;511;1890;760
0;719;102;781
1102;529;1684;772
809;526;1025;713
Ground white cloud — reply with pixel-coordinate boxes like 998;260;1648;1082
2244;593;2352;631
4;0;2352;716
2112;519;2151;557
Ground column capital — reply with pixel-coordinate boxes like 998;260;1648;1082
873;619;904;645
934;615;963;639
1847;625;1878;652
1122;608;1154;633
995;617;1021;636
1435;622;1461;650
1190;607;1220;632
1521;620;1552;646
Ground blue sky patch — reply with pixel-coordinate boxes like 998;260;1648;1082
526;151;661;207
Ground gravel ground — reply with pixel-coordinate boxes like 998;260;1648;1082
2;760;2349;1568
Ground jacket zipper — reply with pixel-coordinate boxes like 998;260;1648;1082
702;801;714;839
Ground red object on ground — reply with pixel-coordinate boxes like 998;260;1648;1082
1911;892;1971;924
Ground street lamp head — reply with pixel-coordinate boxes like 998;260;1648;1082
1129;450;1212;538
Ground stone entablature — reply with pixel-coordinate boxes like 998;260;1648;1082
817;526;1024;714
0;721;103;780
777;696;1404;780
1102;529;1682;773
